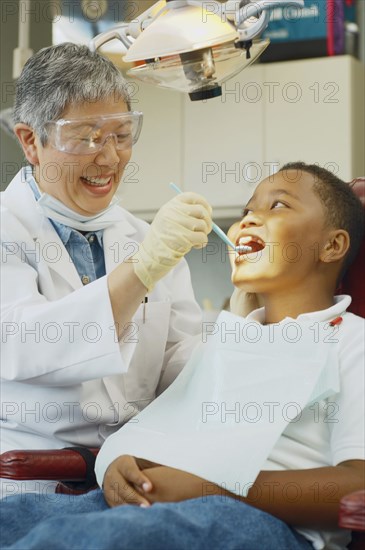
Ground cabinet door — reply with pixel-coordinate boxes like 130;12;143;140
263;56;364;181
117;80;183;220
182;65;265;218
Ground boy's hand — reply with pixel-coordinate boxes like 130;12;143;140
140;466;205;504
103;458;210;507
103;455;155;508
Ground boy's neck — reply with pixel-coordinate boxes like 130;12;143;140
261;289;335;324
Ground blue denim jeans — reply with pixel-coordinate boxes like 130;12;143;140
0;490;313;550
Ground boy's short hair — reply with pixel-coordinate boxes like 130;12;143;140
279;162;364;282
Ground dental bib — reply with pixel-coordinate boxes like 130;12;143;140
96;311;340;493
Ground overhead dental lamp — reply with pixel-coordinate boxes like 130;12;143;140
89;0;304;101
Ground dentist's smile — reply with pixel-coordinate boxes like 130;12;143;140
80;175;113;196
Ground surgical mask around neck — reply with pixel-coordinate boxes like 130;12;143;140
37;193;123;231
28;170;123;231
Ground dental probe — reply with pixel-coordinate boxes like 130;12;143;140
169;183;251;253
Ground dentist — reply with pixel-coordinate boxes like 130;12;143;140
0;43;212;495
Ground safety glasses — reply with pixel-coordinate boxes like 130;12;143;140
44;111;143;155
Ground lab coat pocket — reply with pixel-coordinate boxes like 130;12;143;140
121;300;171;407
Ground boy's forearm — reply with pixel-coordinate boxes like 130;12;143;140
136;458;161;469
241;461;364;528
143;460;364;529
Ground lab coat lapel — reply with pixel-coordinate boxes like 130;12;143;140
2;169;43;236
2;172;82;291
34;218;83;290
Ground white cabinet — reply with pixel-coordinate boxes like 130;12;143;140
182;64;265;219
263;56;365;182
120;56;364;221
117;82;183;220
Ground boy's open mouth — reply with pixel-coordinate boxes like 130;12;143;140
235;236;265;256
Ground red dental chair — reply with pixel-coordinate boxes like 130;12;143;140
1;179;364;545
336;178;365;549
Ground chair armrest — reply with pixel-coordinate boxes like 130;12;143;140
339;490;365;532
0;448;99;482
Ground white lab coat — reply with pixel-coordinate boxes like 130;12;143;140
0;169;202;454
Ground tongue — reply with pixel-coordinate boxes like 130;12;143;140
249;241;264;253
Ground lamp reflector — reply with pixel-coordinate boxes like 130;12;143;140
123;4;239;62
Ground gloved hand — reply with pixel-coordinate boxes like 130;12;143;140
133;192;212;291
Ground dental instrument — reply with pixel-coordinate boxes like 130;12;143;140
169;183;251;253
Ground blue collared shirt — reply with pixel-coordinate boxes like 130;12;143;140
53;223;106;284
27;174;106;284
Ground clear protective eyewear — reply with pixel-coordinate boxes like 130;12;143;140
44;111;143;155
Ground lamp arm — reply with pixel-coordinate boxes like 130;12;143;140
223;0;304;40
88;25;131;52
237;11;271;41
127;0;168;36
89;0;168;53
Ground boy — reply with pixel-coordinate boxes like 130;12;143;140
1;163;364;550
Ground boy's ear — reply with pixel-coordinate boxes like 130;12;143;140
320;229;350;264
13;123;40;166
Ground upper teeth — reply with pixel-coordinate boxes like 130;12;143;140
83;177;110;186
234;235;265;257
238;236;264;247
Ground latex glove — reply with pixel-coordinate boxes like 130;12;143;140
133;192;212;291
